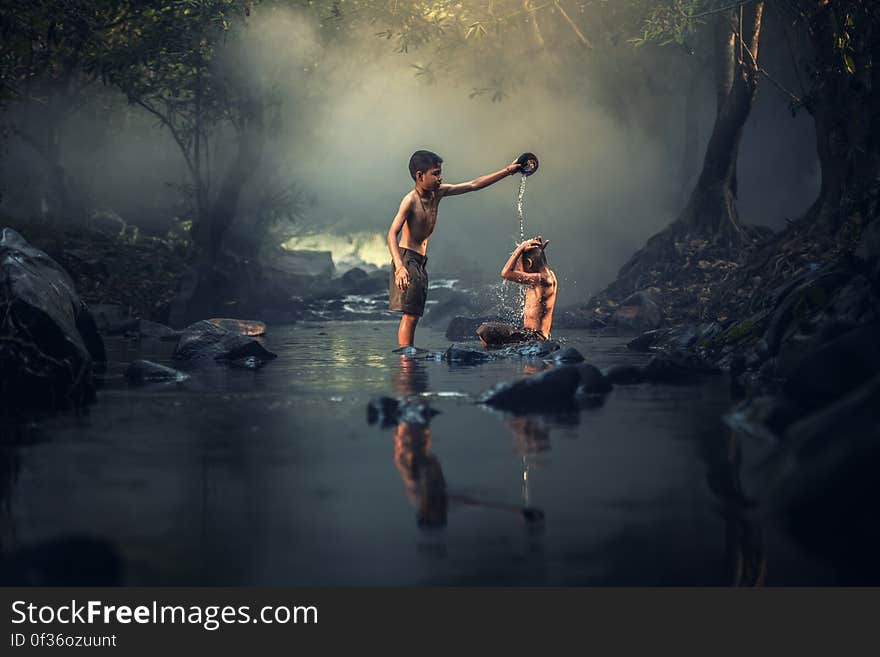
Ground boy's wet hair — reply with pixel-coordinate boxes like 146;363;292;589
409;150;443;181
522;240;548;272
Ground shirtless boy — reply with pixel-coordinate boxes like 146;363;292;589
476;236;557;347
388;150;523;347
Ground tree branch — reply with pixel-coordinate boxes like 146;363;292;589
554;1;592;48
136;99;198;185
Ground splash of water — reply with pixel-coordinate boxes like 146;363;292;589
516;174;527;243
512;173;529;316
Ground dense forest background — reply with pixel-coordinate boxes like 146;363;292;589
1;1;876;300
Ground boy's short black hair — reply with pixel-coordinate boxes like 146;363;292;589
522;245;548;272
409;150;443;181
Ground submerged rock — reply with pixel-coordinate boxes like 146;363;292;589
124;359;189;384
479;365;581;412
442;344;491;364
173;320;277;365
496;340;560;359
1;227;105;411
392;345;433;358
545;346;585;363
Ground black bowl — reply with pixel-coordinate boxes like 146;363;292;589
516;152;539;176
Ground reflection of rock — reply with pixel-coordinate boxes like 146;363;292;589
575;363;613;395
479;366;581;412
367;396;440;427
1;228;105;411
124;359;189;384
172;320;277;365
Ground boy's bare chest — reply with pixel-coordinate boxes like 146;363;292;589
409;196;439;236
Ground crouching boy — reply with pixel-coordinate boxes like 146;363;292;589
477;237;557;347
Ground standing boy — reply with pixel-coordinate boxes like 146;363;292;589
387;150;523;347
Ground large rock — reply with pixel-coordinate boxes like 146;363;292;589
612;290;662;333
642;352;720;383
0;228;105;410
172;320;277;365
782;323;880;405
445;315;499;341
479;365;581;412
770;374;880;572
764;267;852;355
206;318;266;337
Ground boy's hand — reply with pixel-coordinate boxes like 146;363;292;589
507;160;522;176
394;266;411;291
518;237;542;250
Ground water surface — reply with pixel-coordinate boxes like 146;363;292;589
0;323;838;585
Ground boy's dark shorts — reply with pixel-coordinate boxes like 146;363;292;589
389;248;428;317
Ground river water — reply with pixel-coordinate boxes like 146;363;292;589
0;322;840;585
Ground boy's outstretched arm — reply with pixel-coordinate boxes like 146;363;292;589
387;195;413;291
501;239;545;286
440;158;522;197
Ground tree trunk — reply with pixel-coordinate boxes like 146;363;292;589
192;98;265;262
677;3;764;242
803;3;880;231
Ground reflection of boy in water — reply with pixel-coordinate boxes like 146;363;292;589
477;237;557;347
392;423;448;528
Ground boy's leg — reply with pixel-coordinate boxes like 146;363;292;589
398;313;419;347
